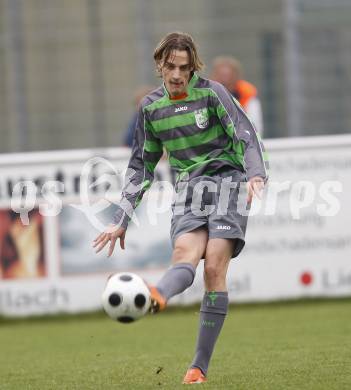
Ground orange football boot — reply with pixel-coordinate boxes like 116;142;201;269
182;368;207;384
148;286;167;313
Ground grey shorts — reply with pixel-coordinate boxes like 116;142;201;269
170;169;250;258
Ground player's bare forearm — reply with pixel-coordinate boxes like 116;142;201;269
93;224;126;257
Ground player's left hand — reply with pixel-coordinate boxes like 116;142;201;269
93;224;126;257
247;176;265;203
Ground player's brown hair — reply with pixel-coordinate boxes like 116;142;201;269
153;32;204;75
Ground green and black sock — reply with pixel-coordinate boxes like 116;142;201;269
191;291;228;375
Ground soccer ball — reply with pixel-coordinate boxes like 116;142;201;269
101;272;151;323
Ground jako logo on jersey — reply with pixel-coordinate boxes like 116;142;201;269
175;106;188;113
216;225;231;230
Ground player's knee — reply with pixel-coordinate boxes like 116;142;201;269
172;244;197;264
205;247;228;266
204;262;222;283
204;248;229;282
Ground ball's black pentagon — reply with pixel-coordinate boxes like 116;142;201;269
119;274;132;282
134;293;146;308
109;293;122;307
117;316;134;323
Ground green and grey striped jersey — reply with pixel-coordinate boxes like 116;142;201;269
114;73;268;228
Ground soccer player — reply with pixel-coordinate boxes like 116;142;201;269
94;32;268;384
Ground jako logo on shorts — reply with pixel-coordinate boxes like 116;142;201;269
216;225;231;230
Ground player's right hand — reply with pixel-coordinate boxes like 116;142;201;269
247;176;265;204
93;224;126;257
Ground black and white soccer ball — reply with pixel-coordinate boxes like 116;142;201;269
101;272;151;323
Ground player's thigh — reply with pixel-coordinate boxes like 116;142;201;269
208;170;248;259
171;227;208;267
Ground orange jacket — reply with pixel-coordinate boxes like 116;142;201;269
233;80;257;110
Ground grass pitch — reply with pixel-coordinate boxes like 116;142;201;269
0;299;350;389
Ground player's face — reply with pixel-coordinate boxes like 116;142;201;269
161;50;192;98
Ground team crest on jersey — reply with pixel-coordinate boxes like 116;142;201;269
194;108;209;129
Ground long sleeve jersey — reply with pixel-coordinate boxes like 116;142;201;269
114;73;269;228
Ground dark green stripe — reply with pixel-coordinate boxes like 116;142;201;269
144;139;162;153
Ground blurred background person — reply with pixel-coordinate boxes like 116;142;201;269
123;85;156;148
210;56;264;136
